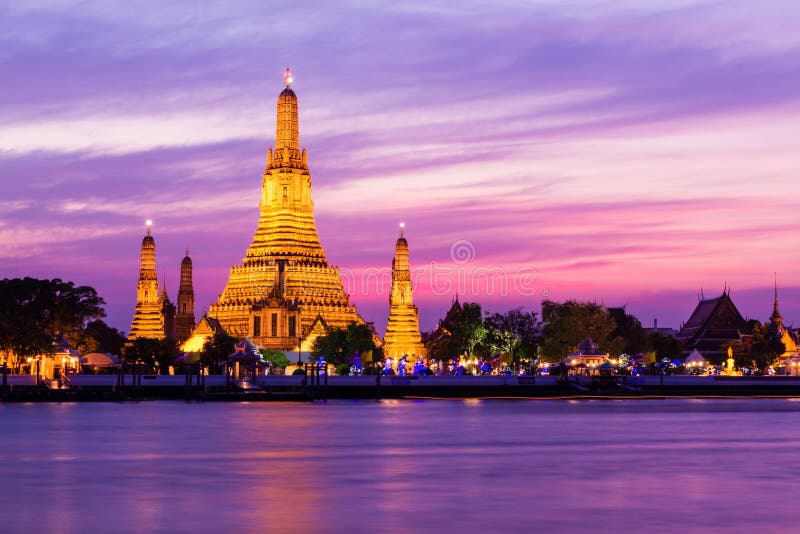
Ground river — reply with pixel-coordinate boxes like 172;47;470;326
2;398;799;533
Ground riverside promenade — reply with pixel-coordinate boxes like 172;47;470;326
4;370;800;401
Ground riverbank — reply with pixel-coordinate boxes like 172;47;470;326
4;374;800;401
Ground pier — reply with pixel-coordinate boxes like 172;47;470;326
4;363;800;402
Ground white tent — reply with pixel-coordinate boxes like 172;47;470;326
685;349;706;366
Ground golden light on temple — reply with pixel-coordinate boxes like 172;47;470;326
207;71;367;350
181;333;206;353
129;220;168;341
383;225;426;359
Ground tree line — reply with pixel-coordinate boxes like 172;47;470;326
2;277;788;374
306;300;687;369
422;300;685;365
0;277;125;371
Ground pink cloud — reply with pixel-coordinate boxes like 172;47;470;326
2;0;800;335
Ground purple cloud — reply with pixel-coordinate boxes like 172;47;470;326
2;0;800;335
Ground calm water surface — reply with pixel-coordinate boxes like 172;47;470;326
2;398;800;533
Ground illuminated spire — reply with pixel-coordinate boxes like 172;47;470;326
159;273;168;302
384;226;425;359
276;67;299;154
210;68;364;343
129;221;163;340
176;248;196;344
773;273;781;319
768;273;785;343
774;272;778;301
399;221;405;238
139;225;156;278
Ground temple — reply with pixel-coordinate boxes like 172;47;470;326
128;222;173;340
207;69;364;350
158;281;176;340
676;289;747;362
175;250;196;344
768;279;798;363
180;314;226;354
382;224;426;359
424;296;464;359
567;338;610;367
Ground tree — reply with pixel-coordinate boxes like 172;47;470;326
312;327;347;363
312;322;376;365
260;349;289;370
646;332;683;361
462;316;488;358
456;303;487;357
123;337;179;374
540;300;621;362
425;334;453;362
610;311;647;355
484;308;540;366
201;332;237;374
0;277;106;370
425;302;488;360
743;321;786;370
76;319;126;355
487;327;519;363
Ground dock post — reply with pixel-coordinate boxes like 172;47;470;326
116;363;123;399
376;372;382;401
134;363;141;401
2;363;8;400
323;367;328;403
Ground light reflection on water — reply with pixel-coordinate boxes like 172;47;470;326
2;398;800;533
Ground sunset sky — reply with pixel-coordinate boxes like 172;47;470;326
2;0;799;335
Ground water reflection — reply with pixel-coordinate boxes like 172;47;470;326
1;399;800;532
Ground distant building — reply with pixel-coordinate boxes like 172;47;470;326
128;223;174;341
768;283;799;363
650;318;677;338
38;338;82;380
180;315;226;353
676;290;747;361
175;250;196;344
383;225;426;359
206;69;365;350
567;338;610;367
606;307;627;326
607;307;677;338
158;283;176;340
423;296;464;358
